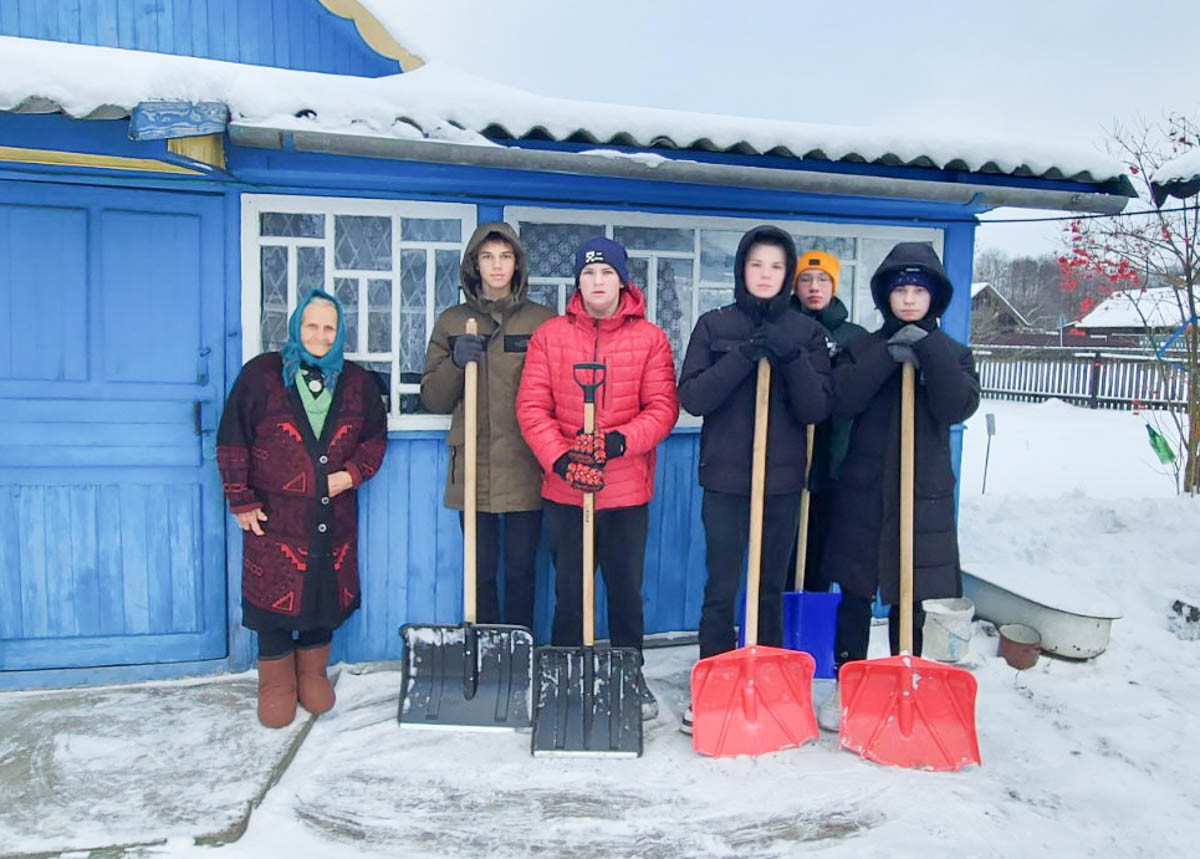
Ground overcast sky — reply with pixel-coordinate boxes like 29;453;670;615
368;0;1199;259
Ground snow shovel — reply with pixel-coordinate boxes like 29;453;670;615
691;358;818;758
531;362;642;757
837;362;981;771
398;317;534;730
782;424;841;678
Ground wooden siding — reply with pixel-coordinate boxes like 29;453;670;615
0;0;402;77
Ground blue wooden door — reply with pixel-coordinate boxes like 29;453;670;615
0;180;227;671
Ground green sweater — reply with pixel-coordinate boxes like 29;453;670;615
295;372;333;437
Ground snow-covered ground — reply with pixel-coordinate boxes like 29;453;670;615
117;397;1193;859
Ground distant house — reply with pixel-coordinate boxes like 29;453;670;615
0;0;1136;689
1072;287;1196;348
970;281;1030;342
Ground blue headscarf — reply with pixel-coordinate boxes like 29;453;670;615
280;289;347;392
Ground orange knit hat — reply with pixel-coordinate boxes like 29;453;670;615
794;250;840;295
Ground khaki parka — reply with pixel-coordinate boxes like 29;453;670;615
420;222;556;511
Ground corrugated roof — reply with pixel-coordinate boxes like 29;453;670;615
0;35;1135;204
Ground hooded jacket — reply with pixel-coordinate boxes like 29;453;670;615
420;222;556;512
677;226;834;495
516;283;679;510
792;294;869;493
819;242;980;603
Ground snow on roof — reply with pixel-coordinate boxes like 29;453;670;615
1076;287;1193;330
0;35;1131;190
971;281;989;299
1150;148;1200;204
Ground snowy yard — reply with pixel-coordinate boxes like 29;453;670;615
5;398;1198;858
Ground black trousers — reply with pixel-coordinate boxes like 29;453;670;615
834;594;925;670
698;489;802;660
544;501;648;655
257;626;333;659
786;489;834;592
458;509;542;629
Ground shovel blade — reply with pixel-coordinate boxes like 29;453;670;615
691;645;818;758
838;654;981;771
531;646;642;757
398;622;533;730
782;590;842;679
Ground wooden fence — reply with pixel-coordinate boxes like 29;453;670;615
972;345;1191;410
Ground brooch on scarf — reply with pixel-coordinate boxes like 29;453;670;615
302;366;325;394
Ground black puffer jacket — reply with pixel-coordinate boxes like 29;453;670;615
678;226;833;495
793;295;868;494
819;243;980;603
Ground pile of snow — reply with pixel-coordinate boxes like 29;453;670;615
0;35;1127;182
1152;148;1200;186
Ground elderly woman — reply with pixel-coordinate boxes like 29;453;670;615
217;290;386;728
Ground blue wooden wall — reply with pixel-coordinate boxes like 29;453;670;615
0;0;402;77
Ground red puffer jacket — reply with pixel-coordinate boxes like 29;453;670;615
517;285;679;509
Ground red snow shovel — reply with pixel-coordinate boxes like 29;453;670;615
837;362;981;771
399;318;534;730
531;362;642;757
691;358;819;758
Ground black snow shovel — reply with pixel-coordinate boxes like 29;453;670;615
398;317;534;730
531;362;642;757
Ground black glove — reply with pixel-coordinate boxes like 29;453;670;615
604;429;626;460
738;329;771;362
760;319;798;363
452;334;485;368
569;428;626;467
887;324;928;367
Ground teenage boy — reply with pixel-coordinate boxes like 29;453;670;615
516;237;678;720
789;250;868;589
677;225;834;733
421;223;555;630
817;242;980;730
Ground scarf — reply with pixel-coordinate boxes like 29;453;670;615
280;289;347;392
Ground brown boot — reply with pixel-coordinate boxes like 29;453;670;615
296;643;335;715
257;651;298;728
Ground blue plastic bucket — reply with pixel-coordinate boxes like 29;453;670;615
736;589;842;678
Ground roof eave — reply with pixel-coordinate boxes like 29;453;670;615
229;124;1132;215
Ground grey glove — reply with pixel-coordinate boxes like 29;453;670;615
887;324;927;366
452;334;485;368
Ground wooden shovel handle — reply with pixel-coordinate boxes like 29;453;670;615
793;423;816;591
582;399;596;647
900;362;916;654
744;358;771;647
463;317;479;624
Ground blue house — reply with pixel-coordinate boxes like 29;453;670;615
0;0;1134;689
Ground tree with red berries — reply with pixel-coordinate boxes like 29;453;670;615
1058;114;1199;493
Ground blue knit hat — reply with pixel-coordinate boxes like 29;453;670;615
574;237;630;287
884;266;936;293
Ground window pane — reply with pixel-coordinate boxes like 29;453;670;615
334;278;359;353
401;218;461;243
628;257;649;291
793;235;856;260
699;230;741;285
435;250;461;316
359;360;392;413
526;282;560;312
260;212;324;238
698;287;732;316
260;246;288;352
656;257;692;373
521;223;605;277
398;393;425;414
335;215;391;271
400;249;427;377
297;246;324;295
613;225;693;252
368;279;392;353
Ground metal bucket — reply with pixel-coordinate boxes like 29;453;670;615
998;623;1041;670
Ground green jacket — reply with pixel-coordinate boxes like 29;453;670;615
420;222;556;512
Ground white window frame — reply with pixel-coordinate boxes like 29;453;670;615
241;194;477;431
506;207;944;426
